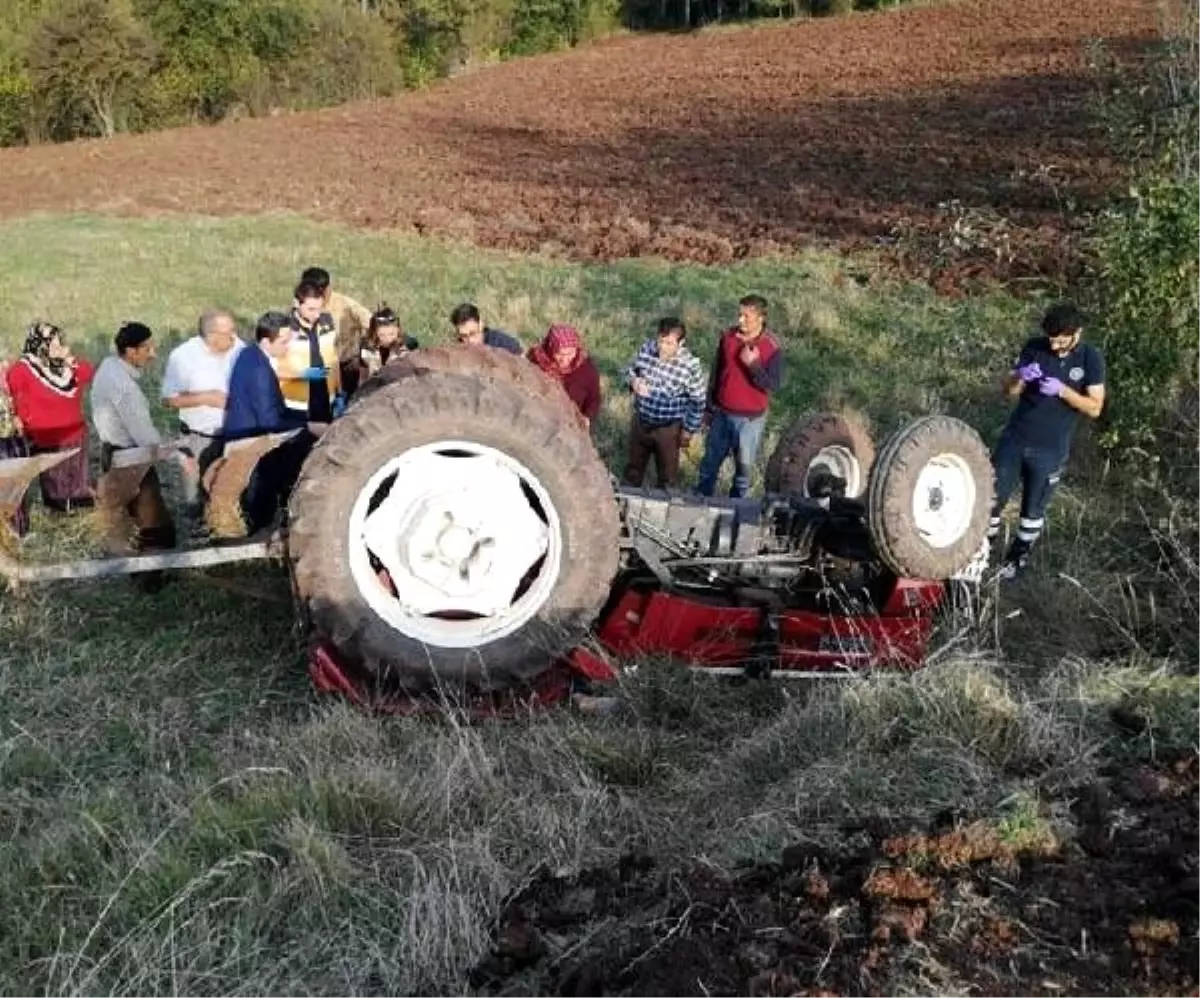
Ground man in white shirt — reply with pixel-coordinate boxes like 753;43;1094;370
91;322;177;589
160;308;244;504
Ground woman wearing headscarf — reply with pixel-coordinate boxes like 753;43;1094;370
527;324;602;426
355;304;419;394
5;321;95;512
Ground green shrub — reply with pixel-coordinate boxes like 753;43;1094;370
1085;8;1199;473
505;0;570;56
1092;174;1199;463
0;71;31;145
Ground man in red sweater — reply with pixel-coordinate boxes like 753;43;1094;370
697;295;784;498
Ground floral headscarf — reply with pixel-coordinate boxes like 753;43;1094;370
21;321;77;392
529;324;586;379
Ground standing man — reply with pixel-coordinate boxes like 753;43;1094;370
697;295;783;498
449;303;522;355
280;280;341;423
989;302;1106;580
621;318;707;489
299;266;373;397
160;307;244;507
90;322;177;587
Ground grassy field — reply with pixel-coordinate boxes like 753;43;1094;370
2;212;1032;458
0;214;1195;995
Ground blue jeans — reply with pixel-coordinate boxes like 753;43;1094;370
989;431;1066;552
698;410;767;498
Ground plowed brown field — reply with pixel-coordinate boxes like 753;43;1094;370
0;0;1156;283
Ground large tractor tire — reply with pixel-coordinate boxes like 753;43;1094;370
765;409;875;499
352;344;589;432
288;347;621;695
866;415;994;580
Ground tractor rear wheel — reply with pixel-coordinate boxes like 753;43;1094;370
287;348;621;695
866;415;994;580
765;409;875;499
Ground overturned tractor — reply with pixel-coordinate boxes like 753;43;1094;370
0;349;994;701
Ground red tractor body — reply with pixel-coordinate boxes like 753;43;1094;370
592;575;945;675
308;568;951;715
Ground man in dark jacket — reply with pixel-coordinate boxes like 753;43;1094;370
697;295;784;498
222;312;327;533
450;302;522;355
989;301;1106;580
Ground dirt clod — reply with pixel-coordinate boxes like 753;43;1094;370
747;969;800;997
1130;917;1181;952
882;819;1007;869
871;901;929;943
497;919;542;961
969;916;1018;958
863;866;938;902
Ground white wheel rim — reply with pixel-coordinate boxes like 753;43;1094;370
911;452;976;549
347;440;563;649
805;445;862;497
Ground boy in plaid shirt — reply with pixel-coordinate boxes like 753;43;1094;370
621;318;707;488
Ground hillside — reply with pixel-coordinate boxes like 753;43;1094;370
0;0;1155;281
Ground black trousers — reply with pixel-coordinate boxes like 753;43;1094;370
240;431;316;534
988;431;1066;555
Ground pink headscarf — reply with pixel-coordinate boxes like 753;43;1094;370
529;324;586;378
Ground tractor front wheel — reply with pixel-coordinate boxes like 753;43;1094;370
866;415;994;580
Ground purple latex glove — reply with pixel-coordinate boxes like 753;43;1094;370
1039;376;1065;397
1015;361;1043;383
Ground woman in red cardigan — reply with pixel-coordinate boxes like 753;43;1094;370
6;322;95;512
527;324;602;427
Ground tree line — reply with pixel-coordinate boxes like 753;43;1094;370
0;0;910;147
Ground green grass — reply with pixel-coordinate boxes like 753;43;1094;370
0;214;1195;995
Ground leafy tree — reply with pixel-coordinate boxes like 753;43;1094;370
27;0;154;137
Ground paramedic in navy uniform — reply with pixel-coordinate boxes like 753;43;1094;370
989;302;1106;580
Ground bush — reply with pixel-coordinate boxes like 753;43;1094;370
1092;175;1199;462
1086;6;1199;473
0;71;31;145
